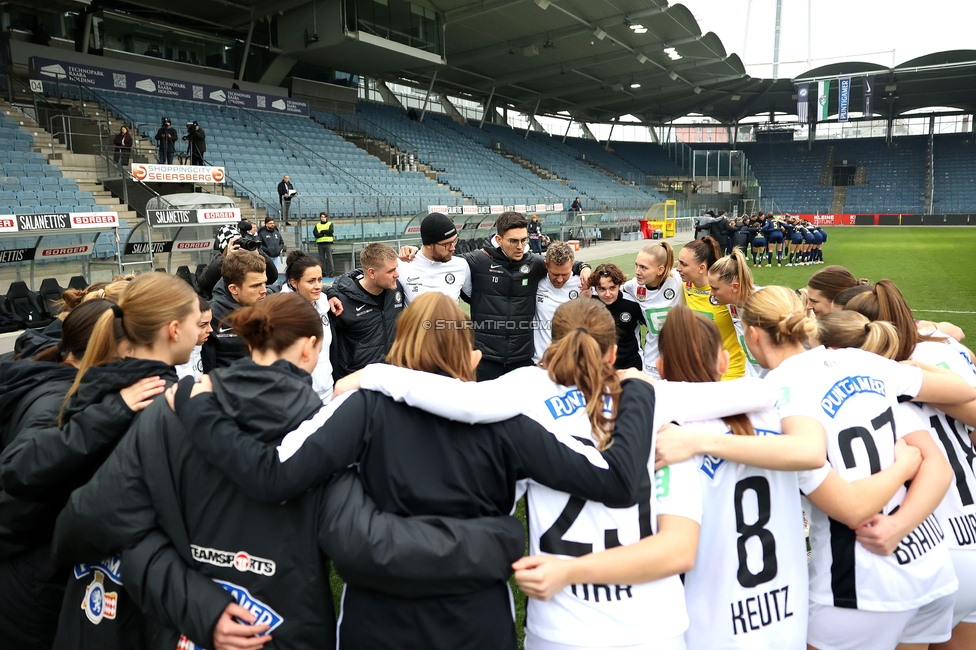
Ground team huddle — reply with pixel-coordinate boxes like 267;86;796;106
698;211;829;268
0;211;974;650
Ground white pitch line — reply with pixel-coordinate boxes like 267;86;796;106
912;309;976;315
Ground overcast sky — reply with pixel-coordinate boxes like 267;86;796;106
678;0;976;80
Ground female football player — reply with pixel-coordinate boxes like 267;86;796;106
677;237;746;379
620;241;684;378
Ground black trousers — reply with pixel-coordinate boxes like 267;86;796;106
317;242;334;277
476;357;534;382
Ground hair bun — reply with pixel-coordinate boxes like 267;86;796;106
230;307;273;348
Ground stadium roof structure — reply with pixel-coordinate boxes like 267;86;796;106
93;0;976;125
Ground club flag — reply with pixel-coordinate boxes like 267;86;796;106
797;83;810;122
817;80;830;121
864;75;875;116
838;77;851;122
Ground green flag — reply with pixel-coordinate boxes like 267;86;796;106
817;80;830;121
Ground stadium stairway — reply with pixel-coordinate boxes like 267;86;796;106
499;150;563;182
0;100;139;224
339;130;467;201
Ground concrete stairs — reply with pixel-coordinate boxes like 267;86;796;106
819;145;835;185
0;100;139;224
829;186;848;213
499;151;562;182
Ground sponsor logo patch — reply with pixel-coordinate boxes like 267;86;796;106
620;312;632;323
445;273;455;285
820;376;886;418
81;571;118;625
663;287;676;300
190;545;276;576
519;264;530;274
569;290;579;299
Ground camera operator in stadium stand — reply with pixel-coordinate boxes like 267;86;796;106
257;216;285;272
198;221;278;300
277;175;297;225
154;117;177;165
326;243;406;380
183;121;206;166
201;250;268;372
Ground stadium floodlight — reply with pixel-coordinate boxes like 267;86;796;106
593;28;608;40
630;82;642;89
634;28;647;33
628;24;644;30
637;54;649;64
668;71;679;81
693;86;703;94
664;47;681;60
533;0;551;9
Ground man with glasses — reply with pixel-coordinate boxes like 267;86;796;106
399;211;591;380
399;212;471;305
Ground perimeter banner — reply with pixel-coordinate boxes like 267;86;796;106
147;208;241;227
131;164;225;183
0;211;119;234
32;57;310;116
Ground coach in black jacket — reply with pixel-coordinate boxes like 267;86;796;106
461;212;590;380
326;244;405;380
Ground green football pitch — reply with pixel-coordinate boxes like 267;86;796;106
591;226;976;337
328;226;975;647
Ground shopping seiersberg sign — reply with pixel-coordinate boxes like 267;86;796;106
131;164;225;183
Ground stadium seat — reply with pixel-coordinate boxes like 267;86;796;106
37;277;65;317
67;275;89;290
5;281;51;328
175;265;201;294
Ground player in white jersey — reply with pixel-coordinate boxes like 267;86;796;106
175;297;211;380
532;242;583;362
658;307;924;650
740;287;976;650
281;251;335;402
344;301;780;650
842;280;976;647
398;213;471;305
620;241;684;378
708;248;766;377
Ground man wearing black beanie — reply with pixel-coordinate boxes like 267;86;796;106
398;213;470;305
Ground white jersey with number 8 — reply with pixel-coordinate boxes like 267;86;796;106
683;408;824;650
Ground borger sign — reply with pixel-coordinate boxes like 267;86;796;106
131;164;226;184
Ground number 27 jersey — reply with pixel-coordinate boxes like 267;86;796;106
769;346;957;612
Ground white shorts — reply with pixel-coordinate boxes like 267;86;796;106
952;550;976;625
524;630;684;650
807;594;954;650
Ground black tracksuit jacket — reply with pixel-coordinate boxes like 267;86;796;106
326;270;406;380
461;241;589;364
174;376;656;650
0;360;77;650
201;283;248;373
51;359;526;650
0;358;179;650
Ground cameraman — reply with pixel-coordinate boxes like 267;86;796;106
183;120;207;165
198;220;278;299
154;117;177;165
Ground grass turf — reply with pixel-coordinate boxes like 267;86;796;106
590;227;976;337
327;226;975;647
